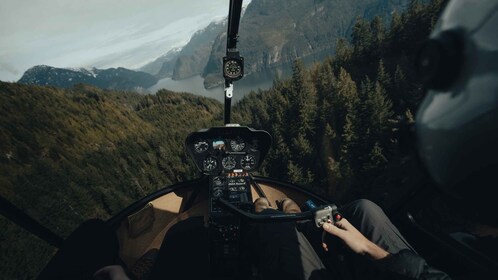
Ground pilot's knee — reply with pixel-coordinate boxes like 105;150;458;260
350;199;384;216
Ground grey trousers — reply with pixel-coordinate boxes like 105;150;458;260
251;199;415;280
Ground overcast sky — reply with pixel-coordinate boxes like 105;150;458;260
0;0;245;82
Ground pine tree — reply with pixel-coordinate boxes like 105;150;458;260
351;17;373;55
287;160;303;184
366;81;394;140
362;142;388;172
393;64;407;109
335;38;353;66
370;16;386;57
330;68;359;139
289;60;317;136
389;11;404;44
287;60;318;173
376;60;391;90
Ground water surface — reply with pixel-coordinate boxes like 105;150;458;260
148;73;275;103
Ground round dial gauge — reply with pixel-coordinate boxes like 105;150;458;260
224;60;242;79
241;154;256;170
229;137;246;152
194;140;209;153
222;155;237;170
202;156;218;172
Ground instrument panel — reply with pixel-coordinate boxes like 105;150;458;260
185;126;272;175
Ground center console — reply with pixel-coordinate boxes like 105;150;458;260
185;125;272;278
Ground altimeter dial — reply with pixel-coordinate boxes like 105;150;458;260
240;154;256;170
229;137;246;152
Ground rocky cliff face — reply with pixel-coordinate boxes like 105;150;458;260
139;20;226;81
171;19;226;80
18;65;158;91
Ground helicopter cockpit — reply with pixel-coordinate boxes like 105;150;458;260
2;0;498;279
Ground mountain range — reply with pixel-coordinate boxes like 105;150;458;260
17;0;413;93
18;65;158;91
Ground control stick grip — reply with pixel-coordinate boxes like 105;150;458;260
313;205;341;227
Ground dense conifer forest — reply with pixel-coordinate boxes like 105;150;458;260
233;0;445;205
0;0;446;278
0;84;223;278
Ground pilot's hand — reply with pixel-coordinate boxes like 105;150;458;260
94;265;131;280
322;218;390;260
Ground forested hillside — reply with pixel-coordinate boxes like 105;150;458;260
233;0;446;205
0;1;446;279
0;83;222;278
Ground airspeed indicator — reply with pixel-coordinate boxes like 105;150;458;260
194;140;209;153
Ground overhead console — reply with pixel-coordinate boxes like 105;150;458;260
185;125;272;175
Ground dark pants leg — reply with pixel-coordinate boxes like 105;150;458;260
330;199;416;279
37;219;119;280
249;209;330;280
341;199;415;253
148;216;208;280
253;199;416;280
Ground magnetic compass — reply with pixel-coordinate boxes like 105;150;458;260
223;55;244;81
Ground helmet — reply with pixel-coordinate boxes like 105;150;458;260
415;0;498;196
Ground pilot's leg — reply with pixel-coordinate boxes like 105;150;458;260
335;199;416;279
250;198;329;280
340;199;415;254
148;216;208;280
292;198;417;279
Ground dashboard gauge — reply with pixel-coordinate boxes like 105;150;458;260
229;137;246;152
222;155;237;170
202;156;218;172
194;140;209;153
241;154;256;170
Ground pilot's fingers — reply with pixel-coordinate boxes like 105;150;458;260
333;217;353;230
323;220;346;239
322;242;329;251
